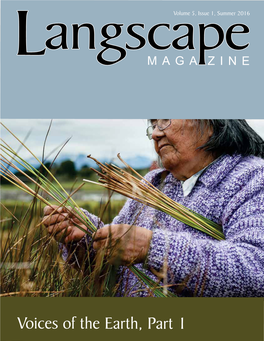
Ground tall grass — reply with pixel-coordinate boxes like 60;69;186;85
0;123;176;297
1;197;133;297
1;122;224;297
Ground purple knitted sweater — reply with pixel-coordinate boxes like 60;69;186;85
67;154;264;297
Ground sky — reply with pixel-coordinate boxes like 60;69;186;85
1;119;264;163
0;119;157;162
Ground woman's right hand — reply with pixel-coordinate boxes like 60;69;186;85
42;205;87;243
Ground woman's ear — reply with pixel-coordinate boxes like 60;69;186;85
208;125;214;139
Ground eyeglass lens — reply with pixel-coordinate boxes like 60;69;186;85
146;119;171;140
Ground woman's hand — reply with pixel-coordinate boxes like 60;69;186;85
42;205;87;243
93;224;153;266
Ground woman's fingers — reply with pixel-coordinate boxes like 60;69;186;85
92;224;152;265
53;226;73;243
93;239;107;251
47;220;71;235
93;226;110;241
64;228;83;243
93;225;124;250
42;206;87;244
43;205;74;218
43;205;64;216
43;205;57;216
42;213;69;227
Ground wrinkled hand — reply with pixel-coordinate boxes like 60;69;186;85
93;224;153;266
42;205;87;243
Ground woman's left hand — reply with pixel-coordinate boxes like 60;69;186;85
93;224;153;266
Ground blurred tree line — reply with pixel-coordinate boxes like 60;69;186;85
1;159;150;185
1;160;94;185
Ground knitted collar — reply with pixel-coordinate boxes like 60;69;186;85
180;156;222;196
198;154;243;189
158;154;243;196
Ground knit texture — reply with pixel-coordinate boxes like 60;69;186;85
63;154;264;297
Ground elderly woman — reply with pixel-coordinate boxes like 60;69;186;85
43;119;264;297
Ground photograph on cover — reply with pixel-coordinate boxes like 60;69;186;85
1;119;264;297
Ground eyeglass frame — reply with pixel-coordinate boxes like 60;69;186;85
146;119;172;140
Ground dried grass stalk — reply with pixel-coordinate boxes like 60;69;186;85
0;123;173;297
84;154;225;241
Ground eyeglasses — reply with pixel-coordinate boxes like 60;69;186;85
146;119;171;140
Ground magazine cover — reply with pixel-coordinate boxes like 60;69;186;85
1;1;264;340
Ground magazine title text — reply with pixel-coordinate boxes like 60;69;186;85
17;11;250;66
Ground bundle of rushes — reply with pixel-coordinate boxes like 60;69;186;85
85;154;225;241
0;123;174;297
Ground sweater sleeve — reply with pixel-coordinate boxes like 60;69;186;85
60;197;142;264
60;170;161;265
147;169;264;297
59;208;104;265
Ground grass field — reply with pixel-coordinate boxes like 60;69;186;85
0;123;161;297
0;185;126;297
1;180;106;192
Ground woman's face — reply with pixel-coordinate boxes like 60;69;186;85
152;120;215;181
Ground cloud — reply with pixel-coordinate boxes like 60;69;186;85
1;119;156;160
247;120;264;138
1;119;264;162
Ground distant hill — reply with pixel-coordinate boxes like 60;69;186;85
12;153;153;171
74;154;153;170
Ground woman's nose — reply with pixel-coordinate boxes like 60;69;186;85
152;126;165;141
